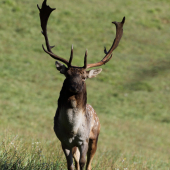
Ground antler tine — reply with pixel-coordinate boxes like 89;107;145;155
86;17;125;69
38;0;69;66
84;49;87;68
68;45;73;67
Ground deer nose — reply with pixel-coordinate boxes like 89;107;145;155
69;86;78;93
69;84;77;92
69;82;82;93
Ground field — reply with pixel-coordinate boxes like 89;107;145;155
0;0;170;169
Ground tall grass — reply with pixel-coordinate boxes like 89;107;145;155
0;131;169;169
0;131;66;170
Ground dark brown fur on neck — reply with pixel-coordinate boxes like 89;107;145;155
58;78;87;112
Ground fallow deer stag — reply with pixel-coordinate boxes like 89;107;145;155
37;0;125;169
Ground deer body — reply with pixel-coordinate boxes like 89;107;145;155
54;84;93;149
52;67;101;170
37;0;125;169
54;99;99;149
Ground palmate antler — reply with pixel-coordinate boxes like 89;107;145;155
86;17;125;69
37;0;70;66
37;0;125;69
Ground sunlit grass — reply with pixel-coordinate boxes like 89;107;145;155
0;131;169;169
0;0;170;169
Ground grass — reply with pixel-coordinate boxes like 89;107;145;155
1;130;169;169
0;0;170;169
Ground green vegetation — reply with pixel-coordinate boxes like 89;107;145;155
0;0;170;169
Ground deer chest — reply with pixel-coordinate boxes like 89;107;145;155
54;107;91;148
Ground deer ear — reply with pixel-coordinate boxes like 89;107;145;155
55;61;67;74
86;68;102;78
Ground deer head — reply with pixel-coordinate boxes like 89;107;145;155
53;45;102;93
37;0;125;94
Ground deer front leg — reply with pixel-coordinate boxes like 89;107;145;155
62;145;74;170
79;142;89;170
72;147;80;170
86;138;98;170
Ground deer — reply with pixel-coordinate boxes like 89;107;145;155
37;0;125;169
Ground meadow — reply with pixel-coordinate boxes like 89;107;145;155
0;0;170;169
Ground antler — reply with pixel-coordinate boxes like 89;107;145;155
86;17;125;69
38;0;125;69
37;0;70;66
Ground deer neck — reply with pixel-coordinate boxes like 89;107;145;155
56;81;87;139
58;81;87;112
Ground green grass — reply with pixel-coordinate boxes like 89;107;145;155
0;0;170;169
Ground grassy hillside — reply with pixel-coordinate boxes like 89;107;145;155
0;0;170;169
